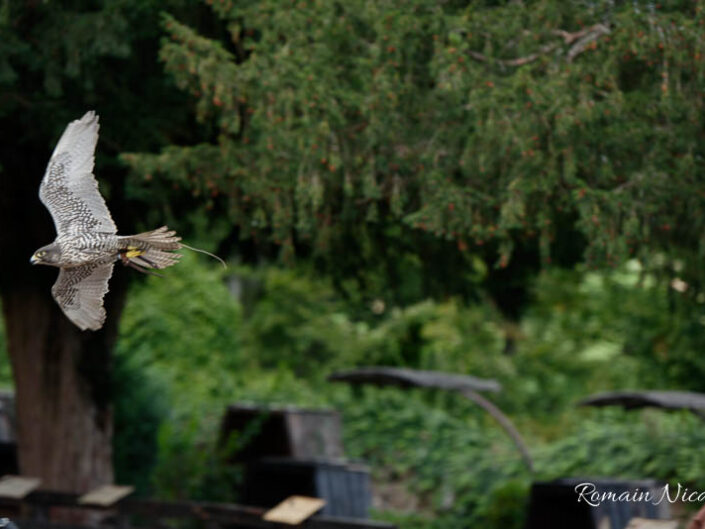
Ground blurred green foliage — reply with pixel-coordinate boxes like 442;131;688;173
3;246;705;528
96;255;705;527
125;0;705;290
2;1;705;528
0;252;704;526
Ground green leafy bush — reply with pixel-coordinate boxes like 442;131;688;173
89;257;705;524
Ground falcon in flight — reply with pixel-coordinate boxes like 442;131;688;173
30;111;183;331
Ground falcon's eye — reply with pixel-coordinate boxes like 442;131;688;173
37;251;45;257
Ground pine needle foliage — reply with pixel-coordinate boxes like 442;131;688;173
125;1;705;285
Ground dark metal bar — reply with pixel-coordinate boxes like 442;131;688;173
460;389;534;472
328;367;501;393
0;492;395;529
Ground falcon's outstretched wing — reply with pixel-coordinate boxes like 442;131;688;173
51;263;114;331
39;111;117;236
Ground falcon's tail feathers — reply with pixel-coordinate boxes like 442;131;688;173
123;226;181;250
119;226;227;270
119;226;182;270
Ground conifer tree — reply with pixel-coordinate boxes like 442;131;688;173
128;0;705;293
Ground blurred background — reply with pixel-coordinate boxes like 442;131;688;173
2;1;705;528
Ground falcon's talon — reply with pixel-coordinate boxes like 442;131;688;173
125;260;164;278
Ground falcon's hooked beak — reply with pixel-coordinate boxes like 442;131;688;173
30;254;40;265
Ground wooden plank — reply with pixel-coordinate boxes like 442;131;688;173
263;496;325;525
78;485;133;507
0;476;40;499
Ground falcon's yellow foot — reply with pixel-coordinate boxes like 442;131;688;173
125;246;144;259
119;247;150;267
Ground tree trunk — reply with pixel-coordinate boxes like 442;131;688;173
1;269;127;491
0;111;131;494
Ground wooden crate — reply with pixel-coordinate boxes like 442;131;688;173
243;458;371;519
220;404;343;462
